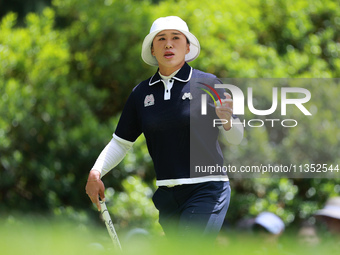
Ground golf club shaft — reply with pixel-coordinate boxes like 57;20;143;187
100;200;122;251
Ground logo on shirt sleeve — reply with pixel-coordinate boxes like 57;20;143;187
144;94;155;107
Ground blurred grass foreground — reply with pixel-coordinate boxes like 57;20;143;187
1;216;339;255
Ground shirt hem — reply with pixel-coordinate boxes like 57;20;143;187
156;176;229;187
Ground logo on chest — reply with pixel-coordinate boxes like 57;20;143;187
144;94;155;107
182;92;192;100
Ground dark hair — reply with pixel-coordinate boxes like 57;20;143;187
252;223;270;233
299;220;318;231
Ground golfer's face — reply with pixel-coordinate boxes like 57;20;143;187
151;30;190;73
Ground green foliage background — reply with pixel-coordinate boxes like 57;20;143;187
1;0;339;235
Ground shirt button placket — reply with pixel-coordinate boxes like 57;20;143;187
165;79;174;100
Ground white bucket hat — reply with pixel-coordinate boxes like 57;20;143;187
141;16;200;66
254;212;285;235
315;197;340;220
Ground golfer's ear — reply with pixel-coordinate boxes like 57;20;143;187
151;46;155;56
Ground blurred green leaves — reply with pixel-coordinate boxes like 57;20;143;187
0;7;108;212
106;175;161;234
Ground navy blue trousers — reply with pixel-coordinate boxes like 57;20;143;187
152;181;230;239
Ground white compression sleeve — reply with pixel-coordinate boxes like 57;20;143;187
218;118;244;145
91;134;134;178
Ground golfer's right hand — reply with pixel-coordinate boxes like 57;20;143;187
85;169;105;211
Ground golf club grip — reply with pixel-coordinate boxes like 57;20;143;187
99;200;122;251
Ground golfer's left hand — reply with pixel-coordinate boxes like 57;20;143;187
215;92;233;131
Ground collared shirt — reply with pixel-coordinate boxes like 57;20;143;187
115;63;229;186
158;69;181;100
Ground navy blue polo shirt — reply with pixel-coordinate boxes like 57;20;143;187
115;63;227;185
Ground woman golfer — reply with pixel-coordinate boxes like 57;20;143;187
86;16;243;240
